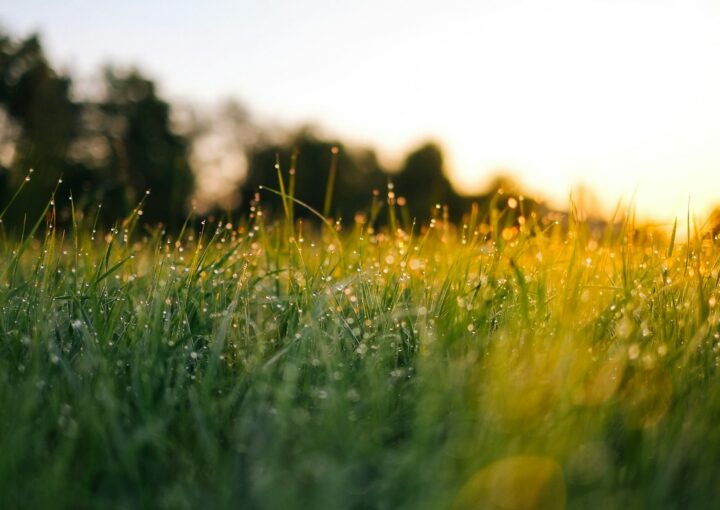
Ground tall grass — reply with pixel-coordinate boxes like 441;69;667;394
1;179;719;509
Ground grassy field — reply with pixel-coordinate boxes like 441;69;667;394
1;183;719;509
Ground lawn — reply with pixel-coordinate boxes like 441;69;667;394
1;187;718;509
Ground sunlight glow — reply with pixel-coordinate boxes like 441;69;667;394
434;2;720;221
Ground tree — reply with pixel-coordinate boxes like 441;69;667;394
242;128;386;221
392;141;458;221
0;31;80;219
95;68;194;226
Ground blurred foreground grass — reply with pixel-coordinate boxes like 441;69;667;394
1;186;719;509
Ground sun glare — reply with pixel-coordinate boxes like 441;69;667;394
426;2;720;220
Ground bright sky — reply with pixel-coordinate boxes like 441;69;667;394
4;0;720;222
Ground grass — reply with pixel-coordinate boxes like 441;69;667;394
1;180;720;509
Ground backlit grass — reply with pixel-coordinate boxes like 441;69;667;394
1;185;719;509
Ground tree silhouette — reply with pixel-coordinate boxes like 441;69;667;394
392;141;457;221
95;68;194;226
0;30;195;228
242;128;386;221
0;31;80;219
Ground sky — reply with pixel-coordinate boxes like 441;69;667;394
3;0;720;222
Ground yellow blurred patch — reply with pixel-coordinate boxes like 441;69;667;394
453;456;566;510
484;342;565;428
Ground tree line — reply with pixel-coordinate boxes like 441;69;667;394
1;29;534;230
